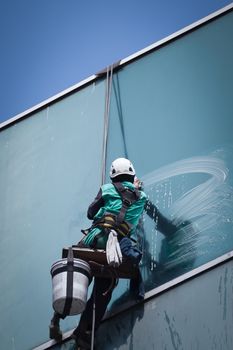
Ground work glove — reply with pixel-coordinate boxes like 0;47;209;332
106;230;122;268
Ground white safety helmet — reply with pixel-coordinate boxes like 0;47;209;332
110;157;136;179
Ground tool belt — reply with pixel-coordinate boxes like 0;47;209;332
94;213;132;237
82;213;132;239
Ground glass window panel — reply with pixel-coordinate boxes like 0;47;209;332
106;10;233;309
0;80;105;349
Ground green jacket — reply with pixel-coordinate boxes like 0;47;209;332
83;181;147;248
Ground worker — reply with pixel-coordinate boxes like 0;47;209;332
49;157;179;349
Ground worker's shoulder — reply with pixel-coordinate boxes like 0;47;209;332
101;182;146;199
101;183;115;192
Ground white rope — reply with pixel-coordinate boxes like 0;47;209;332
101;64;114;185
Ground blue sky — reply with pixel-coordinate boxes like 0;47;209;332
0;0;232;123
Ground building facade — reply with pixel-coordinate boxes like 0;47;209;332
0;4;233;350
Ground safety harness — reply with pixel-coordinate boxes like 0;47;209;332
82;182;141;246
114;182;140;224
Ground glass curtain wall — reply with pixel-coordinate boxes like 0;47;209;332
50;9;233;344
0;80;105;349
106;10;233;309
1;8;233;350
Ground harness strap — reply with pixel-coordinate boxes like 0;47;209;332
95;214;131;236
82;214;130;238
113;182;140;224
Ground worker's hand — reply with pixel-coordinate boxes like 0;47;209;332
134;177;143;190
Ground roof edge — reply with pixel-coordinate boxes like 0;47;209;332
1;3;233;130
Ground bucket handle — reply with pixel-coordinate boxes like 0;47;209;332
67;247;74;266
62;247;74;317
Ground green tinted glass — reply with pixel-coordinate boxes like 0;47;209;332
0;81;105;349
1;9;233;350
106;10;233;308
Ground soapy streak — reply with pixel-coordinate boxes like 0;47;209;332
142;156;230;227
141;156;233;269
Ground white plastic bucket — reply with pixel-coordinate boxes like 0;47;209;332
51;253;91;316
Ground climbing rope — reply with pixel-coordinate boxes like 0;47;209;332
112;73;128;159
101;64;114;185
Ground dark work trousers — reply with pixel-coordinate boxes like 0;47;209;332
73;276;114;337
72;237;143;338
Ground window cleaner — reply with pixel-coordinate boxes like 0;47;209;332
49;157;182;349
49;158;147;350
